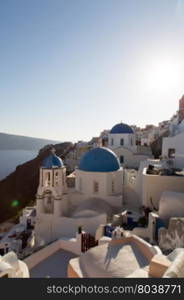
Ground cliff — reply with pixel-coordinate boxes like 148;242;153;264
0;142;73;223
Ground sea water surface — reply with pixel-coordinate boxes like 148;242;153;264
0;150;38;180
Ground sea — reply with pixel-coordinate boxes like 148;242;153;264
0;150;38;181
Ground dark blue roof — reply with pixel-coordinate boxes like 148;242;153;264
79;147;120;172
41;154;63;168
110;123;134;134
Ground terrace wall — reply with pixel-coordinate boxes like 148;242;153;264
142;167;184;209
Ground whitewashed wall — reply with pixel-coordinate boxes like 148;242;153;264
113;147;151;169
24;236;83;270
75;169;123;207
108;133;136;150
159;191;184;224
142;168;184;209
162;131;184;168
35;213;107;245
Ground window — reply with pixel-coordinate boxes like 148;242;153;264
93;181;99;193
47;197;52;204
120;138;124;146
55;171;59;186
102;138;106;146
120;155;124;164
45;172;51;186
111;138;114;146
112;180;115;193
168;148;175;158
44;192;53;213
0;248;4;256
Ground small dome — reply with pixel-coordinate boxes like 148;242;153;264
110;123;134;134
78;147;120;172
41;154;63;168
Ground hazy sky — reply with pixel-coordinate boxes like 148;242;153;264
0;0;184;142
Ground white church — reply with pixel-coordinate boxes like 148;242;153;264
35;147;123;245
34;122;153;245
107;122;152;168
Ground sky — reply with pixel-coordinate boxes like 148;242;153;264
0;0;184;142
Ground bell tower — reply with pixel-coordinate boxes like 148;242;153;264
36;148;67;217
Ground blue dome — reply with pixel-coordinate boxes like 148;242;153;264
110;123;134;134
41;154;63;168
78;147;120;172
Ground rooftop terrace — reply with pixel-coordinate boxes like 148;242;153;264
30;249;77;278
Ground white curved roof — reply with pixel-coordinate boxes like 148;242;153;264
79;241;149;277
0;260;12;274
72;198;112;218
0;252;19;276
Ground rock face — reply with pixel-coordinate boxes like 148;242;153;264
159;218;184;251
150;130;169;158
0;142;73;223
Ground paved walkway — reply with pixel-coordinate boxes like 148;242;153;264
30;250;77;278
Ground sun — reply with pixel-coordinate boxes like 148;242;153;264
144;57;181;91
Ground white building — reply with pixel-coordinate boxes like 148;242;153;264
142;166;184;210
162;131;184;168
35;147;123;245
75;147;123;208
108;122;136;153
36;148;68;217
108;122;152;168
19;207;36;228
0;252;29;278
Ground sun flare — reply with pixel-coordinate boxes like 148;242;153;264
144;58;182;91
